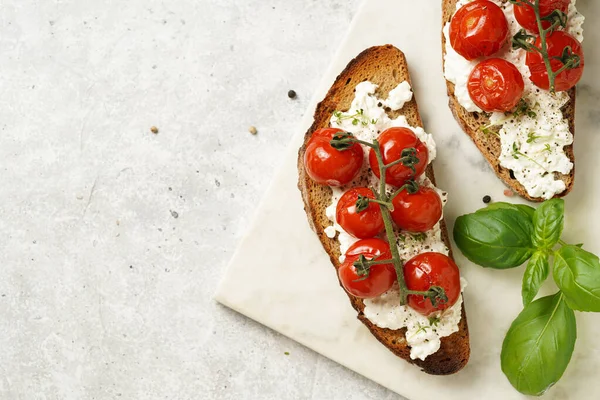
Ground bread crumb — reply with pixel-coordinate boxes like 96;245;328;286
248;126;257;135
150;126;159;134
504;189;515;197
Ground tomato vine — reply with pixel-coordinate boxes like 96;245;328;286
331;132;448;306
510;0;581;93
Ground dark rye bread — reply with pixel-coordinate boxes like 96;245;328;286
297;45;470;375
441;0;575;202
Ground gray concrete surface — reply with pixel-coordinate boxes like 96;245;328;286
0;0;403;398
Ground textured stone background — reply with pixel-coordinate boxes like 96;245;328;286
0;0;404;398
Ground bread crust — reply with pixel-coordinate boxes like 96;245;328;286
441;0;575;202
297;45;470;375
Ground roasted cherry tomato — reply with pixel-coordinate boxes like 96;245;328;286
514;0;570;33
308;127;342;141
304;128;363;186
526;31;584;92
338;239;397;299
404;252;461;316
369;127;428;187
391;186;443;233
467;58;525;112
336;187;384;239
449;0;509;61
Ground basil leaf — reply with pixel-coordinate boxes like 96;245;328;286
532;199;564;249
453;208;535;269
522;251;550;305
484;202;535;220
554;245;600;312
501;293;576;396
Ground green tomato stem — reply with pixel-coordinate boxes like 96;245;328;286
354;258;396;267
371;141;410;305
367;198;394;210
512;0;572;94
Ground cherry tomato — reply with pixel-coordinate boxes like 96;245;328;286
526;31;584;92
368;127;428;187
391;186;442;233
338;239;397;299
308;127;342;141
404;252;461;316
467;58;525;112
336;187;384;239
514;0;570;33
449;0;509;61
304;128;363;186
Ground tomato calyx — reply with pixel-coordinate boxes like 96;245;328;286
355;195;390;214
554;46;582;70
411;286;449;308
509;0;583;92
395;147;420;175
391;179;420;197
511;29;538;51
330;131;364;150
540;8;568;28
351;254;393;281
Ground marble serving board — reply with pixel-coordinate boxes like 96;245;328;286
215;0;600;398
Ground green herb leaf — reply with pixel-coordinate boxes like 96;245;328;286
453;208;535;269
532;199;564;249
501;292;576;396
522;251;550;306
554;245;600;312
482;202;535;220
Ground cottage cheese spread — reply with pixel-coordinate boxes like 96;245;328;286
443;0;584;199
364;278;467;361
324;80;464;361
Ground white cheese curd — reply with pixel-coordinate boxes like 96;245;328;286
322;81;464;360
329;81;437;161
442;22;481;113
364;278;467;361
442;0;584;200
324;187;359;262
383;81;413;110
568;2;584;42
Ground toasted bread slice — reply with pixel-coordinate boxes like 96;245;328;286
297;45;470;375
441;0;575;202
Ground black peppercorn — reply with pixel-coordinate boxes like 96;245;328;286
288;90;297;99
483;195;491;204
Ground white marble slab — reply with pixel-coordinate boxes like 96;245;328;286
215;0;600;398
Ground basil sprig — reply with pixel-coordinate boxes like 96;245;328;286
453;198;600;395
